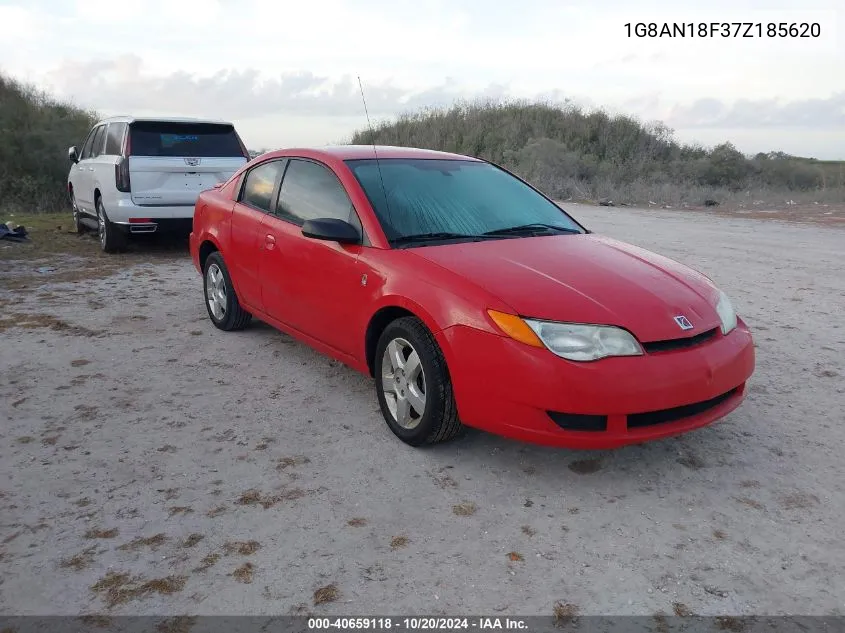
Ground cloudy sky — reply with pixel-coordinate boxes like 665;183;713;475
1;0;843;158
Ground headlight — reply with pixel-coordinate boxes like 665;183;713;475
523;319;643;362
716;290;737;335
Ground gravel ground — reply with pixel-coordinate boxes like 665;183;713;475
1;204;843;617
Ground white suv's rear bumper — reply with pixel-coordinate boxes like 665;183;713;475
109;195;196;223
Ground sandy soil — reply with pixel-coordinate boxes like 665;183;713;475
1;205;843;617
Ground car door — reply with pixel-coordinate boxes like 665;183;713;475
228;159;287;311
72;126;100;213
97;122;127;201
259;157;366;355
87;124;110;204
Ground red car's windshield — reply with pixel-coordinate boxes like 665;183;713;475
345;158;585;245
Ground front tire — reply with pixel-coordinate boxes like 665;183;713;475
71;192;85;234
375;316;462;446
203;251;252;331
96;197;126;253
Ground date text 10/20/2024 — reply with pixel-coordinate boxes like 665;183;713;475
624;22;821;38
308;618;529;630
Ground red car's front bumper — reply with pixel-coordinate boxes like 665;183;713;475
437;319;755;449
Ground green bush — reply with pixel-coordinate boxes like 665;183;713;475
2;74;842;212
1;72;98;213
351;99;845;206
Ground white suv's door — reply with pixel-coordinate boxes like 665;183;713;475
89;123;121;206
71;126;99;213
74;125;106;215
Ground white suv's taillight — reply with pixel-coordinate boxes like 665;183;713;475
115;157;131;192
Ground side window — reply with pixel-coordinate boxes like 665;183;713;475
104;123;127;156
79;127;98;160
239;160;285;212
90;125;107;158
276;159;361;232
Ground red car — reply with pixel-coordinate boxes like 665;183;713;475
189;146;755;449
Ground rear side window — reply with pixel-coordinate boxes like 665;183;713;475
129;122;246;158
80;126;100;160
90;125;107;158
104;122;127;155
276;159;361;231
240;160;286;212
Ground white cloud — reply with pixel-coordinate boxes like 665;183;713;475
1;0;844;158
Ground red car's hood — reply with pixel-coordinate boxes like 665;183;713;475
410;234;723;342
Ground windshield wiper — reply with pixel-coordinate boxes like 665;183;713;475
389;232;488;247
482;223;582;237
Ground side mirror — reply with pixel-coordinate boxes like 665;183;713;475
68;146;79;163
301;218;361;245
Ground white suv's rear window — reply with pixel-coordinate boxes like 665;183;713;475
129;122;246;158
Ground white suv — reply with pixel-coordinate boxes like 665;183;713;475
67;116;250;252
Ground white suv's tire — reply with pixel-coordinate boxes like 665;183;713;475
96;197;126;253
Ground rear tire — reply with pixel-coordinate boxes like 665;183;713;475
375;316;463;446
96;197;126;253
203;251;252;331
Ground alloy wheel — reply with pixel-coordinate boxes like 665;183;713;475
206;263;227;321
380;337;427;429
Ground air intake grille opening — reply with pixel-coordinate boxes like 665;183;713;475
547;411;608;432
627;387;738;428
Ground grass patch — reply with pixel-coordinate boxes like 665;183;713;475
117;534;168;551
60;547;97;571
90;572;187;608
85;528;119;539
206;505;227;518
276;456;311;470
182;534;204;548
452;502;477;516
193;553;220;573
231;562;254;584
0;312;98;336
313;583;339;605
0;210;188;291
223;540;261;556
235;488;306;509
553;602;580;625
390;535;409;550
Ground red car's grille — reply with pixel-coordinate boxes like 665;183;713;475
627;387;739;429
641;327;719;353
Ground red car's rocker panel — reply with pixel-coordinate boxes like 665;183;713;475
437;318;754;449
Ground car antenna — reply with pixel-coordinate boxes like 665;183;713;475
357;75;394;234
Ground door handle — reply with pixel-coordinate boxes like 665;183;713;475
88;167;95;171
264;234;276;250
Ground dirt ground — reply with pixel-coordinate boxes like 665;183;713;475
1;204;843;617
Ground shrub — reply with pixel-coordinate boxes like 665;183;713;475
350;99;845;206
0;72;98;213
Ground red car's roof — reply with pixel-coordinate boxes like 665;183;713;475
262;145;483;162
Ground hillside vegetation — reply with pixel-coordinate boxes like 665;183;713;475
351;100;845;207
2;72;843;214
1;73;98;213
